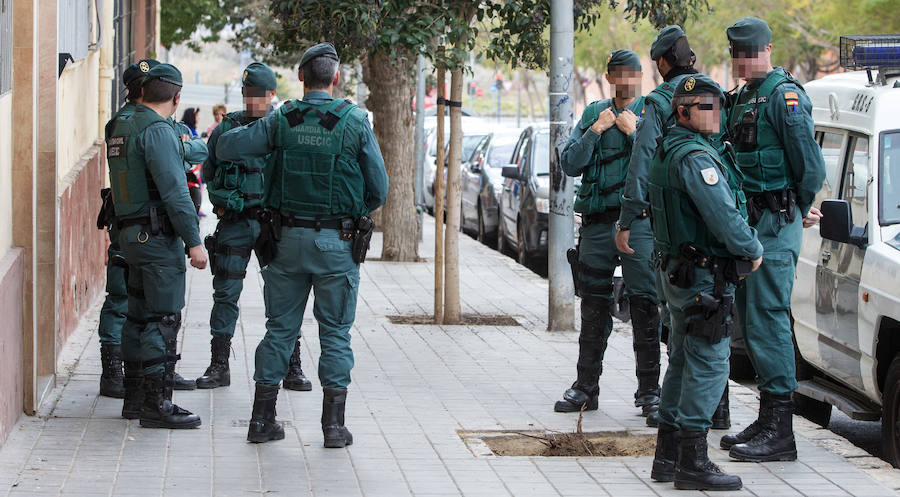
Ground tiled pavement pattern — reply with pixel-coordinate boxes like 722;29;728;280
1;215;898;496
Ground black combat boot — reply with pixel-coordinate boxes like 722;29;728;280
646;410;660;427
247;383;285;443
100;344;125;398
554;296;607;412
651;422;680;482
196;336;231;389
630;297;661;417
173;371;196;390
139;375;201;429
322;387;353;448
712;384;731;430
675;430;742;491
720;392;768;449
122;361;143;420
283;339;312;391
728;393;797;462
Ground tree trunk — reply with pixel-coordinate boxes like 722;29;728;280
363;52;419;261
434;65;446;324
444;66;463;325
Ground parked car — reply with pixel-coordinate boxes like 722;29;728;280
460;128;523;246
784;39;900;466
423;117;492;214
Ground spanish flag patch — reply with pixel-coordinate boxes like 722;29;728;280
784;91;799;115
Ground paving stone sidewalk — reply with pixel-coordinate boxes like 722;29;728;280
1;215;898;497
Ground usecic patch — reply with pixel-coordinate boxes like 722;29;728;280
701;167;719;185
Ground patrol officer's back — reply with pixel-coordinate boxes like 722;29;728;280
216;43;389;447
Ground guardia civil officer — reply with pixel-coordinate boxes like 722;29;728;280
719;17;825;463
98;59;206;400
216;43;388;446
647;74;763;491
196;62;312;391
106;63;208;428
557;50;662;417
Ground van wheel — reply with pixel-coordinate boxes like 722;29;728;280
881;356;900;468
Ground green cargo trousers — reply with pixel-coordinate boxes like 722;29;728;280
119;225;187;376
657;266;732;432
254;226;359;388
209;217;261;338
98;224;127;346
578;216;658;302
735;209;802;396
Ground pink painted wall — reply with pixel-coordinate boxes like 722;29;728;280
0;248;25;447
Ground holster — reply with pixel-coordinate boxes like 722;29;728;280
567;247;581;298
254;210;280;267
204;233;218;275
352;216;375;264
747;189;797;226
685;293;734;344
97;188;115;230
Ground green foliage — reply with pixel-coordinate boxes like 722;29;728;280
160;0;226;50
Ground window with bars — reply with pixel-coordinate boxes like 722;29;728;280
111;0;134;112
58;0;92;62
1;0;12;95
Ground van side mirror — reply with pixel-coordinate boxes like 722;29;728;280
502;165;521;180
819;199;868;248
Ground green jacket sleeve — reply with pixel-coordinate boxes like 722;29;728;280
173;122;208;171
561;111;601;178
202;121;225;184
768;84;826;215
358;117;389;211
618;101;663;228
681;153;763;260
217;112;278;162
139;122;201;248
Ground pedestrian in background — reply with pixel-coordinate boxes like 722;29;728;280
206;103;226;137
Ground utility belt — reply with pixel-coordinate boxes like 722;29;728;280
253;212;376;267
281;215;357;236
213;205;267;222
661;243;753;344
582;208;621;226
746;188;796;226
117;207;174;237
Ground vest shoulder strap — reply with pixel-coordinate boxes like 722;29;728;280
579;99;612;130
284;98;357;131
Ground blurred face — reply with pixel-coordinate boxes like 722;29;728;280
606;67;642;98
214;111;224;123
678;95;721;135
243;87;276;117
731;44;772;80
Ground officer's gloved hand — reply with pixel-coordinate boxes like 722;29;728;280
188;245;208;270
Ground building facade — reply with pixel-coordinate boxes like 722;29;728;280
0;0;159;447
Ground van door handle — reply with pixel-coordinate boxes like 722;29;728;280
822;250;832;264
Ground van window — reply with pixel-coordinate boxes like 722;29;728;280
842;135;870;227
880;131;900;225
815;130;846;204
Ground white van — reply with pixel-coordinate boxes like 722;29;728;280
790;35;900;466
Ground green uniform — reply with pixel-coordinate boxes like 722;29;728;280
650;125;763;431
216;91;388;388
561;96;662;412
106;104;201;377
727;68;826;396
202;110;271;338
174;120;208;171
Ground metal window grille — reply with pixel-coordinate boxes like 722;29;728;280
110;0;134;111
58;0;92;62
0;0;12;95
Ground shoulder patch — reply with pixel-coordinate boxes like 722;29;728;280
700;167;719;185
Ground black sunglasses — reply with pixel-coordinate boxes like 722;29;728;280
684;102;718;111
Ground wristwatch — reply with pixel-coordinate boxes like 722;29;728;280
615;221;630;232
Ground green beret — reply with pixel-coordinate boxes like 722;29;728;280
727;17;772;52
674;74;724;101
242;62;277;90
650;25;685;61
143;63;183;87
606;49;642;72
122;58;159;86
299;42;339;69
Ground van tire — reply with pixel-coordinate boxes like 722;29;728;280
881;356;900;468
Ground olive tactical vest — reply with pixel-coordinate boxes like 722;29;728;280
574;97;645;214
648;127;746;258
727;68;803;193
644;73;694;132
208;111;269;212
270;98;367;219
105;106;171;219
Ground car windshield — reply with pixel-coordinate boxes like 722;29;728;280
463;134;488;162
880;131;900;225
534;131;550;175
487;138;519;168
428;130;488;160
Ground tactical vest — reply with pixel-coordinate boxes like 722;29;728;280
574;97;645;214
644;73;693;132
648;128;746;259
727;68;803;193
105;106;170;219
208;111;268;213
270;98;367;219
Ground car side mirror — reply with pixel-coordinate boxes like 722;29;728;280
502;165;521;180
820;199;868;248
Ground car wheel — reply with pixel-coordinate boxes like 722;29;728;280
497;211;509;256
882;355;900;468
792;347;832;428
517;222;531;267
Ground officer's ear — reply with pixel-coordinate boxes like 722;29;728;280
331;66;340;88
173;91;181;108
